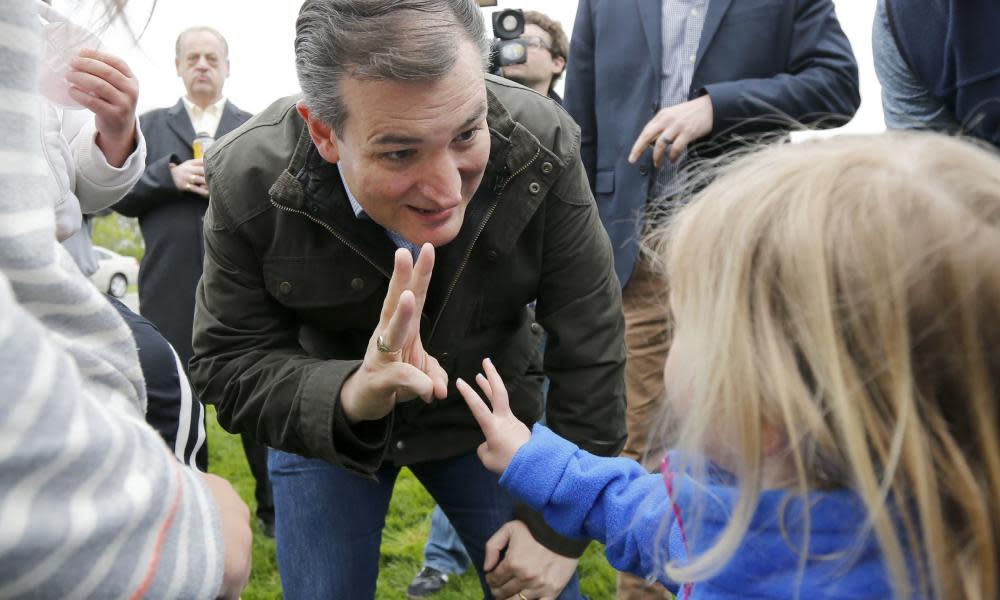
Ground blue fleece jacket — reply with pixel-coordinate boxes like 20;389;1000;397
500;425;906;599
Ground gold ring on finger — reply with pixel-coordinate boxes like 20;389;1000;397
376;334;400;354
519;593;528;600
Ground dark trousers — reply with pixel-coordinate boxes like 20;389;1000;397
241;434;274;524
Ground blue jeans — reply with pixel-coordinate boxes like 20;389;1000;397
268;448;584;599
422;329;550;575
424;504;472;575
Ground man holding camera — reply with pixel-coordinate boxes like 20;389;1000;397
190;1;626;598
500;10;569;104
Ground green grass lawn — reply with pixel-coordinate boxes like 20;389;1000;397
206;408;619;599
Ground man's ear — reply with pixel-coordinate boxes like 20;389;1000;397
296;100;340;164
552;56;566;77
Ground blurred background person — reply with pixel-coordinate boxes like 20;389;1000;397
500;10;568;104
112;24;274;536
873;0;1000;149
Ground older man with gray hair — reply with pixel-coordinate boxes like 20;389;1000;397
190;1;627;598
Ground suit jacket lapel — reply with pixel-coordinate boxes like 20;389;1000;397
165;98;196;150
695;0;733;71
216;100;244;137
636;0;663;84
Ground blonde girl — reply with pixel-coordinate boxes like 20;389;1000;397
459;131;999;600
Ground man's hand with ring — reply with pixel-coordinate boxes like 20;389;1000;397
169;157;209;198
484;520;579;600
339;245;448;423
628;94;714;168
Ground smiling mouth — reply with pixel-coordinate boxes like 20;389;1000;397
408;204;457;215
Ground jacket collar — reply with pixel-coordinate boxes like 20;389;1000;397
636;0;663;82
634;0;735;88
695;0;734;73
165;97;245;150
216;100;245;138
166;99;197;149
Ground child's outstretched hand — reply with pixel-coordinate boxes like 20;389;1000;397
457;358;531;474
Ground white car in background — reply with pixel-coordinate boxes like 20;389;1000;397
90;246;139;298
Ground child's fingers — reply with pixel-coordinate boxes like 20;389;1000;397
457;377;494;432
481;358;511;415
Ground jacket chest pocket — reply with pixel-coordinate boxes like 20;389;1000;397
262;258;383;310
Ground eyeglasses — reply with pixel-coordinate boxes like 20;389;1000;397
518;35;552;51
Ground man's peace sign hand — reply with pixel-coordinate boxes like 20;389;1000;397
339;245;449;423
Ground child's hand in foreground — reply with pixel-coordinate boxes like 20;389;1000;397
457;358;531;474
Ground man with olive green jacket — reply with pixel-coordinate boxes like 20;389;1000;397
190;10;625;595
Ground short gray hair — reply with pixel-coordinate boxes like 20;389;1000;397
295;0;490;135
175;26;229;58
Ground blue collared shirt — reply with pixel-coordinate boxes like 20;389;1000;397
337;163;421;258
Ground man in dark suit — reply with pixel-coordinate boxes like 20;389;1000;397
564;2;860;598
113;26;273;537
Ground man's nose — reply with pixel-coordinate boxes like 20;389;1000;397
418;154;463;205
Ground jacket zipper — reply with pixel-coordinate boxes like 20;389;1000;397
269;199;391;280
427;147;540;342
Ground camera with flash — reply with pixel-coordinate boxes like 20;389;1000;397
489;8;527;74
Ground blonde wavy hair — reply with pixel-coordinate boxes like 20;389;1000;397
648;132;1000;599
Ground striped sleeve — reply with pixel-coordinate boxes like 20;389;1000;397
0;1;224;597
0;280;223;599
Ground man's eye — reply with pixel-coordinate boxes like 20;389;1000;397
455;128;479;143
383;149;415;162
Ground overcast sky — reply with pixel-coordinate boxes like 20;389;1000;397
52;0;884;134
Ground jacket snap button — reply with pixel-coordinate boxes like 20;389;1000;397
278;281;292;295
639;165;649;176
395;440;406;451
350;277;364;291
487;250;498;261
528;182;541;194
541;162;553;174
440;352;450;361
530;323;542;334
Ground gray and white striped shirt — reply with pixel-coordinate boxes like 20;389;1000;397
0;2;224;596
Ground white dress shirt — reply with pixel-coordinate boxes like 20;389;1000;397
182;95;227;137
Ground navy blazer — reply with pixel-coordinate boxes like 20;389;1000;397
114;99;251;368
565;0;860;286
